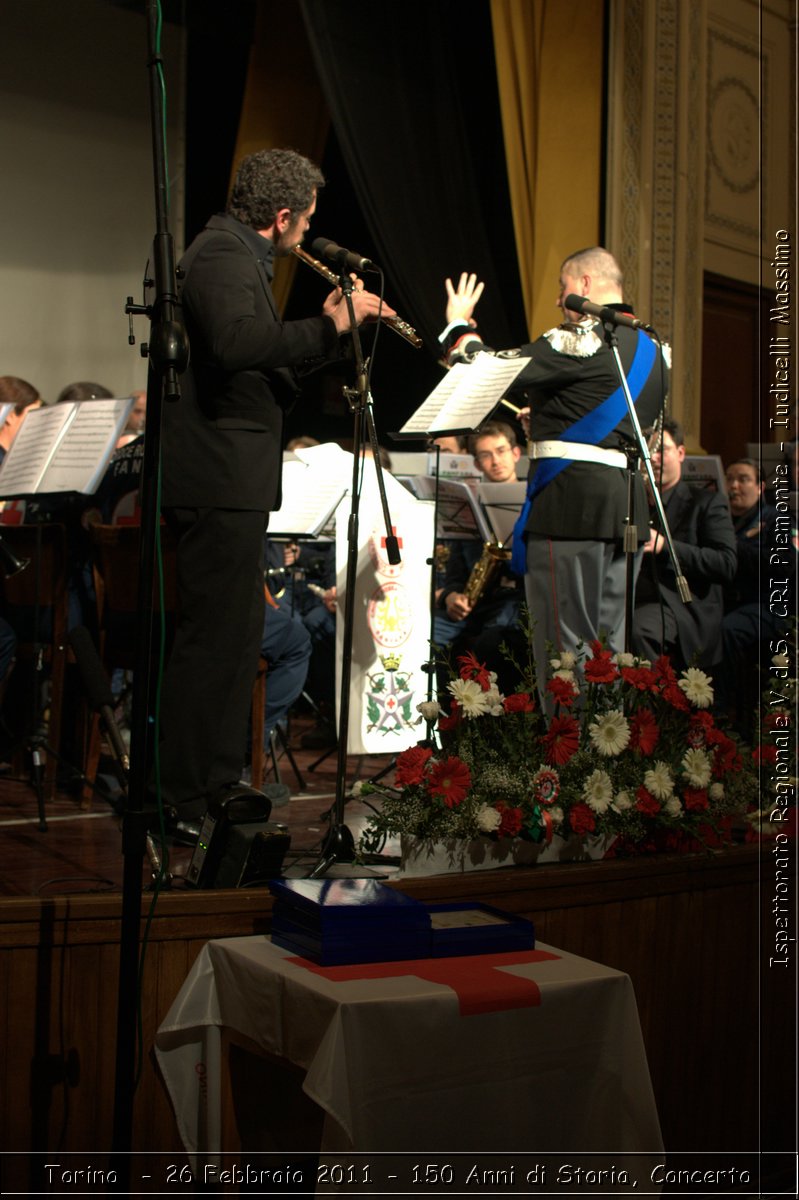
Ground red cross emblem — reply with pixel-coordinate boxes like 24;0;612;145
288;950;559;1016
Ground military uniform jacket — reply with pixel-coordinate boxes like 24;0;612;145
443;312;667;542
161;214;339;511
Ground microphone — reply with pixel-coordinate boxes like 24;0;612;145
310;237;380;274
68;625;130;776
564;294;652;331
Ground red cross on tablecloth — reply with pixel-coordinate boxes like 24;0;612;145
287;950;560;1016
381;527;403;551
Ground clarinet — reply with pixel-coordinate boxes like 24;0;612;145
292;246;423;348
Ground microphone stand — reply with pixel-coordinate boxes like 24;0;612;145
598;320;690;650
112;0;188;1174
309;275;401;878
421;444;444;744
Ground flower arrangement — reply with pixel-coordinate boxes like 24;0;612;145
358;641;761;859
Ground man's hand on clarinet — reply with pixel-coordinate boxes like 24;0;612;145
324;281;396;335
445;272;485;327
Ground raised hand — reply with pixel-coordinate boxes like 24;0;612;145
445;272;485;326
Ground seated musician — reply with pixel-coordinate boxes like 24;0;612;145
434;420;526;690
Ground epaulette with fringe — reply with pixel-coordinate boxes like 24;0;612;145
543;322;603;358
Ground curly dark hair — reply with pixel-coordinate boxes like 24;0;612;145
227;149;325;229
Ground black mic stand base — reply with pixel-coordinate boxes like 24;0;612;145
308;822;357;878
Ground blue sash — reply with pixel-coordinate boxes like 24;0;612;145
510;330;658;573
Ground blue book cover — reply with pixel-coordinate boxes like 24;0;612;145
269;879;430;929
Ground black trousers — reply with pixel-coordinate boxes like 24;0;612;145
158;506;267;813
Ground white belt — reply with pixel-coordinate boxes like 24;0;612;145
529;439;628;469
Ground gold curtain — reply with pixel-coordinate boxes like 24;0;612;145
490;0;605;339
231;1;330;311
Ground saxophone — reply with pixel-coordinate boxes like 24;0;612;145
464;543;512;605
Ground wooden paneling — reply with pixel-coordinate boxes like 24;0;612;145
0;845;790;1190
701;272;775;463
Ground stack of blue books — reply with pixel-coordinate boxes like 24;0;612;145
268;878;432;966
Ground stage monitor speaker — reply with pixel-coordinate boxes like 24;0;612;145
187;786;290;888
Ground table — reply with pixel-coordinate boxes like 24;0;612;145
155;936;663;1155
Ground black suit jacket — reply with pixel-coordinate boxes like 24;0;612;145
636;480;737;667
162;214;339;511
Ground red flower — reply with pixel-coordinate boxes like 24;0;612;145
546;676;577;707
394;745;433;787
426;756;471;807
438;700;462;733
753;744;778;765
635;786;661;815
683;787;709;811
541;715;580;765
687;711;716;747
457;651;492;690
662;682;691;712
621;666;659;692
653;655;678;685
496;802;523;837
570;803;597;836
584;646;619;684
629;708;660;755
504;692;536;714
712;733;741;775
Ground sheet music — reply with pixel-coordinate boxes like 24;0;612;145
477;481;527;544
270;460;348;536
410;476;491;541
0;405;74;495
0;399;133;497
398;352;531;436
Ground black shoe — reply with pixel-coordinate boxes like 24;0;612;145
300;720;337;749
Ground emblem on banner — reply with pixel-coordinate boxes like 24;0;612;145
365;654;416;735
366;582;413;648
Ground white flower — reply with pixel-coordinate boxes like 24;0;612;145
612;790;633;812
550;652;577;671
448;677;490;718
416;699;441;721
682;747;712;788
678;667;714;708
664;796;683;817
350;781;364;797
548;805;565;828
484;685;505;715
476;804;502;833
644;761;675;799
588;709;630;756
583;769;613;813
613;651;636;668
709;782;725;801
772;653;790;669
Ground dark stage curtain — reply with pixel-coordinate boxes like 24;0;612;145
298;0;527;356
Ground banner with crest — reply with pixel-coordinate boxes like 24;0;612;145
335;470;434;755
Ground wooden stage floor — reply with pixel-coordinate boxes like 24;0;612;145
0;712;402;898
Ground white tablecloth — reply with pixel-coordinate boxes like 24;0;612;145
155;936;662;1155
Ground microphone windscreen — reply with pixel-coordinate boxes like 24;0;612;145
564;294;587;313
68;625;115;711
